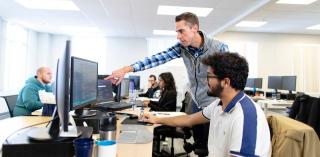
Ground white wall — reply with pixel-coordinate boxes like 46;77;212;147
0;18;5;91
27;32;70;78
216;31;320;93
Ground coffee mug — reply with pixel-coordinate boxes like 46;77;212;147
96;140;117;157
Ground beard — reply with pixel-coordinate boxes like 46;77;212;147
207;83;223;97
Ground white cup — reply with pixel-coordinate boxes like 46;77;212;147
96;140;117;157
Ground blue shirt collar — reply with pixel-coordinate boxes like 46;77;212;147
224;91;245;113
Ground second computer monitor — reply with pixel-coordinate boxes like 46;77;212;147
246;78;262;88
120;78;130;98
282;76;296;92
71;57;98;110
268;76;282;91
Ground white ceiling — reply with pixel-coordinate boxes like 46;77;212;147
229;0;320;35
0;0;319;37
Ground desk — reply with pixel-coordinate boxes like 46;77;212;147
257;99;293;115
0;116;52;154
0;110;154;157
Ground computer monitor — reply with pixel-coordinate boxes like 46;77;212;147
129;75;140;90
245;78;263;89
268;76;282;92
120;78;130;98
245;78;255;88
281;76;296;93
55;40;72;133
70;57;98;117
97;79;114;102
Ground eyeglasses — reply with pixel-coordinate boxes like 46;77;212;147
148;80;155;82
207;75;219;81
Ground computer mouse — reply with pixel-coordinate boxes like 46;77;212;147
129;114;138;119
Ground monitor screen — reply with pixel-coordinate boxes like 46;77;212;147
120;78;130;98
282;76;296;91
254;78;263;89
246;78;263;88
97;79;114;102
71;57;98;110
245;78;255;88
268;76;282;90
129;75;140;90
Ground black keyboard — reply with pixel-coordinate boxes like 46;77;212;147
94;102;133;111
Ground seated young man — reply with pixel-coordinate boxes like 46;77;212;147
139;74;160;98
13;67;53;116
143;53;271;157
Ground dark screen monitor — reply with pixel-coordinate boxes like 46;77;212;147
129;75;140;90
281;76;296;92
246;78;263;89
245;78;254;88
70;57;98;117
97;79;114;102
268;76;282;92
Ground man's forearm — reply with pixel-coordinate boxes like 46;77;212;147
155;115;193;128
154;112;208;128
122;66;134;73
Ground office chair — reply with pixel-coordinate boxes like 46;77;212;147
2;95;18;117
153;92;194;157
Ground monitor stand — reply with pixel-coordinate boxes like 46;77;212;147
27;113;82;140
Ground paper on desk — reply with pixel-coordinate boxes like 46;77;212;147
39;90;56;104
151;111;186;118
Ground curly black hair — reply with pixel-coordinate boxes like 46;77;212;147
202;52;249;90
159;72;176;91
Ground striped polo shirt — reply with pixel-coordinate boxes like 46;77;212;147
202;91;271;157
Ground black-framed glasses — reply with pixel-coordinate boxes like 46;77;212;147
207;75;219;81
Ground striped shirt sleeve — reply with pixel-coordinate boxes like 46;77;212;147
131;42;181;72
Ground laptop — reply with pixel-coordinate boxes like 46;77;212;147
94;79;133;111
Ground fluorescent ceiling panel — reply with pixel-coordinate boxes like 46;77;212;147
153;30;177;36
59;26;100;34
306;24;320;30
15;0;80;11
157;5;213;17
276;0;318;5
235;21;267;27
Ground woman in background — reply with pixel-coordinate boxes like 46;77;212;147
144;72;177;111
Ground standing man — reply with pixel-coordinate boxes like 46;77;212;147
139;74;160;98
13;67;53;116
143;53;271;157
106;12;228;155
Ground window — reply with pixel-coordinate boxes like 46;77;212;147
3;22;28;91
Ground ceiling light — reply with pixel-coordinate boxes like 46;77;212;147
306;24;320;30
153;30;177;36
157;5;213;17
235;21;267;27
276;0;318;5
15;0;80;11
59;26;100;34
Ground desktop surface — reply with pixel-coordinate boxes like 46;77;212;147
1;109;154;157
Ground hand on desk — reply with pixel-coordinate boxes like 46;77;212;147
141;112;158;124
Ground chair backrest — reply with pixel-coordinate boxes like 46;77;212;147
180;91;193;114
0;97;10;120
2;95;18;117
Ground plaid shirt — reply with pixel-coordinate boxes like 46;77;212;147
131;42;228;72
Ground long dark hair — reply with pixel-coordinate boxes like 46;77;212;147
159;72;176;92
